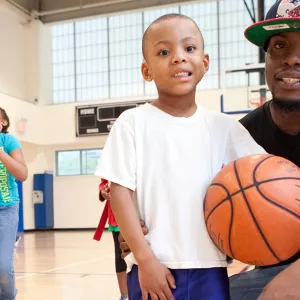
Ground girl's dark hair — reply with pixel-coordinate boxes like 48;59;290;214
0;108;10;133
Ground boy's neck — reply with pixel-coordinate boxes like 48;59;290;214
153;91;197;118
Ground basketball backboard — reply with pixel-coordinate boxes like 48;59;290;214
221;63;272;115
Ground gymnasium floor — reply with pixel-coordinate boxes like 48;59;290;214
15;231;250;300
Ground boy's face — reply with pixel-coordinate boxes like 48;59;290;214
142;18;209;97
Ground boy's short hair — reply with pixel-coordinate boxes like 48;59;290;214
142;13;205;60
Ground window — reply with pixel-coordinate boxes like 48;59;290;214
219;0;259;87
181;1;219;89
52;23;76;104
51;1;264;103
109;12;144;98
56;149;102;176
81;149;102;175
75;18;109;101
143;6;180;97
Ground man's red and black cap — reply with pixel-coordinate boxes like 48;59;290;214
245;0;300;51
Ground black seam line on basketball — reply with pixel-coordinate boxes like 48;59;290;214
204;183;234;257
254;184;300;219
207;177;300;216
252;168;300;220
210;177;300;199
210;177;300;223
204;184;229;226
253;157;300;220
234;159;282;262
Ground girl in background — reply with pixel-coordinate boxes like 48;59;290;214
0;107;28;300
94;179;128;300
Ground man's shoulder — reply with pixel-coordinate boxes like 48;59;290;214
239;103;267;129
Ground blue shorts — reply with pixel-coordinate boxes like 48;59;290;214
127;265;230;300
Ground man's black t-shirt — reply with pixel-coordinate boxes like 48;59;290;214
240;100;300;266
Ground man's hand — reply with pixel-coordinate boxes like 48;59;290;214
119;220;148;259
100;182;110;201
258;260;300;300
138;256;176;300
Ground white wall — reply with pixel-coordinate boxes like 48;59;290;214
0;1;27;101
54;175;103;228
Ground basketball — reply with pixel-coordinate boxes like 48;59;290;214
204;154;300;266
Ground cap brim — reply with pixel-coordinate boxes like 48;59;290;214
244;18;300;49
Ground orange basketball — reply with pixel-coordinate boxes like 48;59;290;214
204;154;300;266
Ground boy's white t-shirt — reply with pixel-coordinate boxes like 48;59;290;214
96;103;266;270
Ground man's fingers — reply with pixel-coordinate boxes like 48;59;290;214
119;241;129;251
142;226;149;235
121;252;129;259
118;233;125;243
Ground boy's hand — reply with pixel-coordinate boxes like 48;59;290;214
119;220;148;259
100;183;110;201
138;257;176;300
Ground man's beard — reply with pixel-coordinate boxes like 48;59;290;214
272;97;300;113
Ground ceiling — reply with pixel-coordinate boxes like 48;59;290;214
5;0;216;23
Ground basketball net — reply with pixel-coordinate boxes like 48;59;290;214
249;97;267;108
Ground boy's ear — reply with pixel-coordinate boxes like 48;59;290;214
203;53;210;74
1;120;8;126
141;62;153;82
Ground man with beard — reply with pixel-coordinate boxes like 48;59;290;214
118;0;300;299
229;0;300;299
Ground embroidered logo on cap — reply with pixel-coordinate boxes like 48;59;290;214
263;24;290;30
277;0;300;18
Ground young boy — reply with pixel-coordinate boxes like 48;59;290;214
96;14;265;299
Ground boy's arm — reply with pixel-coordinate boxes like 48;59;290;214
110;183;153;261
110;183;176;300
119;221;149;259
96;113;175;299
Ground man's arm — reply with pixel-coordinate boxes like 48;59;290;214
258;259;300;300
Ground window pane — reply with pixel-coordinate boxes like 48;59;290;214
81;149;103;175
219;0;259;88
51;23;75;104
75;17;109;101
51;2;266;102
109;12;144;98
181;1;219;90
57;151;80;176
